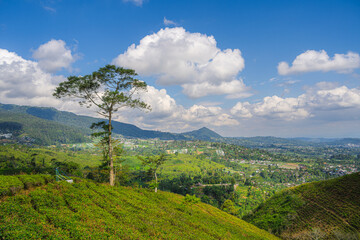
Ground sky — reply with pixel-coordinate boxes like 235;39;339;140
1;0;360;138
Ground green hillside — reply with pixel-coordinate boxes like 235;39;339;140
244;173;360;239
0;109;88;145
0;103;189;140
0;175;278;240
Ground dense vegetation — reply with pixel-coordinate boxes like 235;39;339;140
0;145;101;176
0;175;278;239
0;108;88;145
244;173;360;239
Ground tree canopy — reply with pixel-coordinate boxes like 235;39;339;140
53;65;150;185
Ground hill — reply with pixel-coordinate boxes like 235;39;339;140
0;108;88;145
243;173;360;239
0;103;195;141
0;175;278;239
182;127;223;141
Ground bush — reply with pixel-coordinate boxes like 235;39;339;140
0;175;24;197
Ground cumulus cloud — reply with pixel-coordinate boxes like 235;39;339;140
305;84;360;110
251;96;310;120
116;85;239;132
230;102;253;118
32;39;76;73
182;79;251;99
0;47;239;133
113;27;249;98
0;49;63;105
231;83;360;121
278;50;360;75
0;48;101;118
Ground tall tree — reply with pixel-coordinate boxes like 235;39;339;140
53;65;150;186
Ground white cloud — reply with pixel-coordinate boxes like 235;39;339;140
0;48;98;118
32;39;75;73
231;83;360;121
123;0;143;6
278;50;360;75
0;49;62;104
113;27;249;98
0;47;239;133
182;79;251;99
305;84;360;110
251;96;310;120
164;17;176;26
230;102;253;118
116;85;239;132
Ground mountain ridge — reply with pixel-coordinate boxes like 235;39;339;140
1;103;360;146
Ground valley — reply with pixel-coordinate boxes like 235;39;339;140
1;104;360;239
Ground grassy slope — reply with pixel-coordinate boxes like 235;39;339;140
0;175;278;240
244;172;360;239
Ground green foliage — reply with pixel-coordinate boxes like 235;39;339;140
221;199;238;216
183;194;200;205
244;173;360;239
0;175;24;196
0;109;88;145
0;174;54;198
0;145;98;175
0;176;279;239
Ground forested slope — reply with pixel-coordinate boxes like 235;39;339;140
0;109;88;145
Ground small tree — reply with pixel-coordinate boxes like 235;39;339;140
53;65;150;186
139;153;167;192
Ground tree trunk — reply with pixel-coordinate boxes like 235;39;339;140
154;171;158;193
109;113;114;186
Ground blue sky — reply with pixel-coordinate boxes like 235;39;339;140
1;0;360;137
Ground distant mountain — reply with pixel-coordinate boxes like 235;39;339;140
2;103;358;147
182;127;223;141
0;103;199;142
244;173;360;239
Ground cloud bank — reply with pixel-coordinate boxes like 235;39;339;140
231;83;360;121
278;50;360;75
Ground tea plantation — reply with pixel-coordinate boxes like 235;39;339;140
244;172;360;239
0;175;278;239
